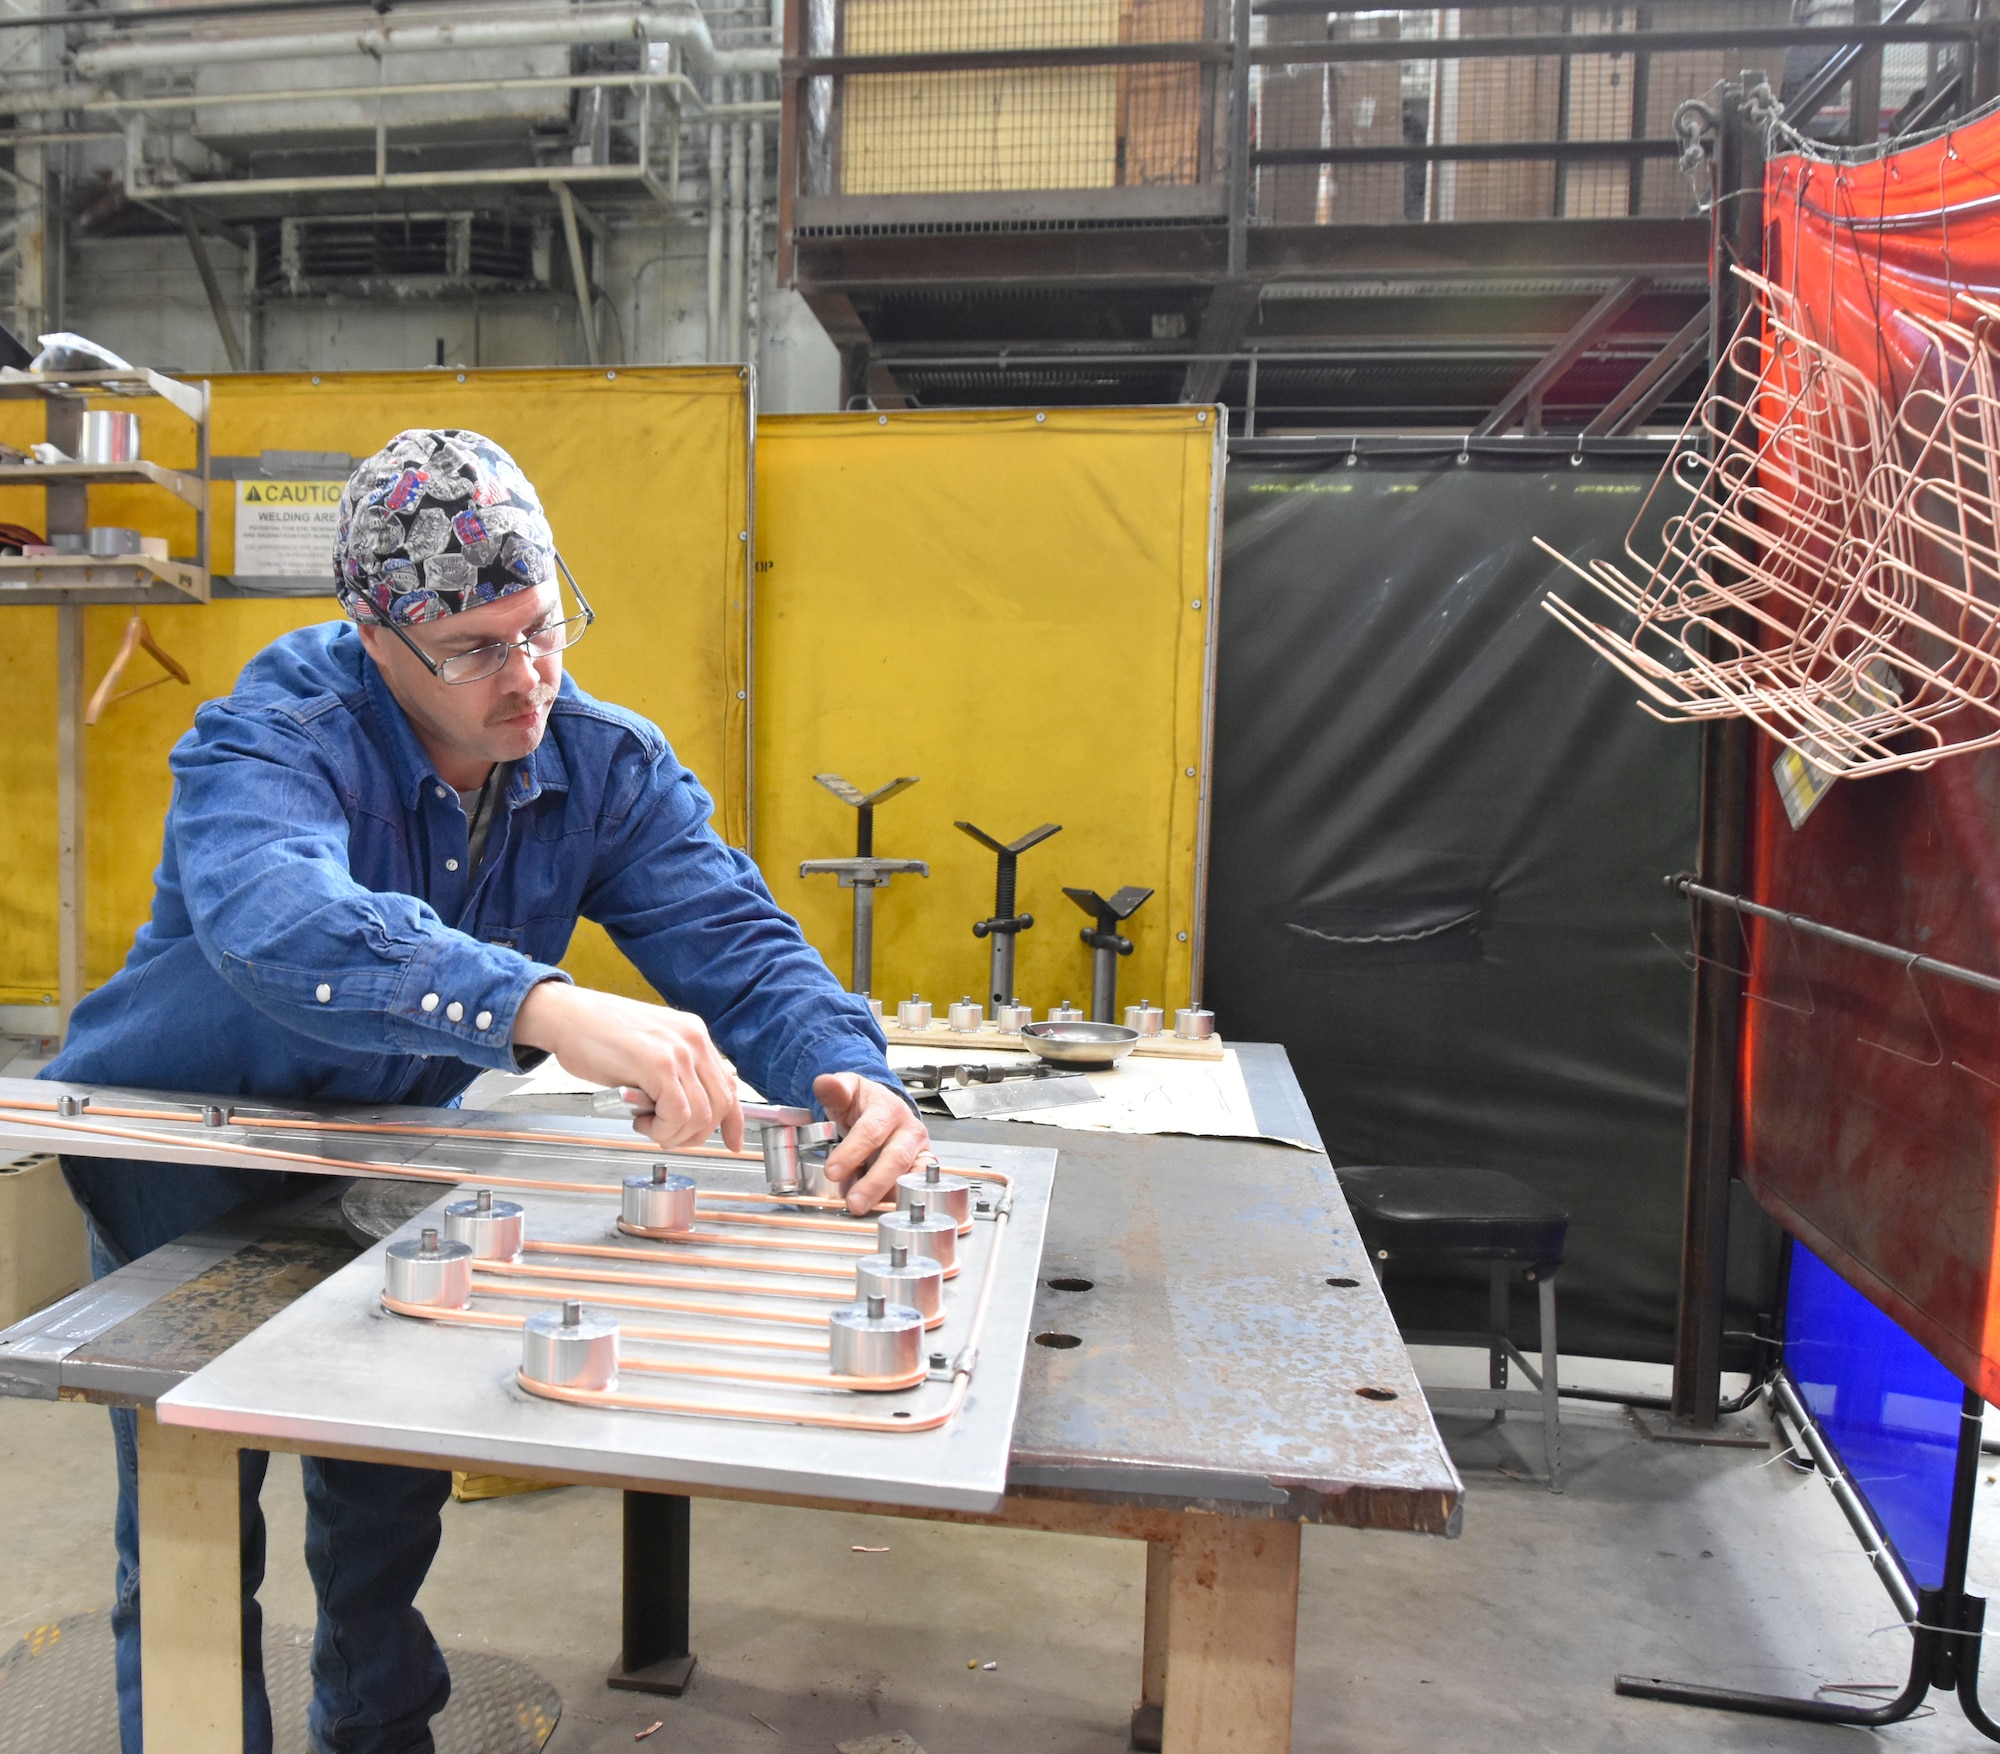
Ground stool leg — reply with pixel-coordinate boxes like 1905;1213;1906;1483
1538;1269;1562;1492
1489;1262;1509;1421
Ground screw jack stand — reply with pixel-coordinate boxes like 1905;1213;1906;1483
956;819;1061;1010
1063;886;1153;1023
799;774;928;996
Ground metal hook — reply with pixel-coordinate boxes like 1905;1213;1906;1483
1858;954;1945;1069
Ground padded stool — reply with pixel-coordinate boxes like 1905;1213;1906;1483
1337;1165;1570;1489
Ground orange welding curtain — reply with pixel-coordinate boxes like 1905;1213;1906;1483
1745;110;2000;1401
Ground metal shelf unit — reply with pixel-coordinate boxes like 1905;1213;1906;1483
0;368;212;608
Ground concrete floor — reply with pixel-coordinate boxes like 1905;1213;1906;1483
9;1355;2000;1752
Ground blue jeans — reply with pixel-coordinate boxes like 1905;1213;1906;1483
70;1158;454;1754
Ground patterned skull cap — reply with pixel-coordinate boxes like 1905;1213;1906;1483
333;428;556;626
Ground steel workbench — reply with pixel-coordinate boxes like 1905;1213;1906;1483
0;1043;1460;1754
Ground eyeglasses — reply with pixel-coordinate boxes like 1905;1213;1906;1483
380;552;595;686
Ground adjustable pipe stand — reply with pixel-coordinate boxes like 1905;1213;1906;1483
956;819;1061;1011
799;773;928;997
1064;885;1153;1023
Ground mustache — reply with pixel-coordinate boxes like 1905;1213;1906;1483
486;683;556;725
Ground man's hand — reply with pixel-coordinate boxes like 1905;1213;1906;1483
814;1072;930;1214
514;981;745;1152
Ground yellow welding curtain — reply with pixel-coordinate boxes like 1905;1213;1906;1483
0;367;751;1005
753;407;1221;1016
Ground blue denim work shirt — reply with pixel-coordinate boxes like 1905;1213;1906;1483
45;621;895;1113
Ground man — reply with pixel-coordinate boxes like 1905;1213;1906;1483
44;427;927;1754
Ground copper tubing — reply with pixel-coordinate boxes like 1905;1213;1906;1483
380;1295;825;1353
613;1224;881;1261
613;1222;960;1278
469;1275;833;1328
492;1251;945;1329
516;1241;851;1300
0;1098;908;1215
382;1295;916;1388
485;1254;853;1289
521;1370;971;1430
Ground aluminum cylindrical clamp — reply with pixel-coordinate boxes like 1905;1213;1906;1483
521;1300;618;1391
1124;1001;1166;1036
877;1200;958;1273
1174;1007;1216;1040
896;995;933;1030
947;996;984;1034
443;1189;526;1261
994;1000;1034;1034
383;1227;473;1310
829;1293;924;1381
896;1160;972;1227
855;1244;945;1322
622;1164;698;1233
1048;1001;1085;1023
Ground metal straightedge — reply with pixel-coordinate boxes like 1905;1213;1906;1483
799;773;927;999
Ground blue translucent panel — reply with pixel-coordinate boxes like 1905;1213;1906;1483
1785;1238;1963;1590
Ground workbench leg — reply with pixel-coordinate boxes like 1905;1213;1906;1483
1160;1516;1302;1754
607;1489;697;1695
1131;1539;1172;1750
136;1412;245;1754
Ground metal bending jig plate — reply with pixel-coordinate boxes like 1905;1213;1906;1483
157;1140;1057;1514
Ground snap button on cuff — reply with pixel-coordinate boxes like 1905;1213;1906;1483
315;983;331;1003
476;1010;493;1030
446;1001;464;1022
421;992;440;1012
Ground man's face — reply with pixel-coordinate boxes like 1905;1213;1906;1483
357;582;564;785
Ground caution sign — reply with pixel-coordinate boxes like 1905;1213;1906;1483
235;479;343;579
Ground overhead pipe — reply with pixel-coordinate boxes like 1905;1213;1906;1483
706;74;724;362
72;6;779;79
727;72;746;360
746;70;763;374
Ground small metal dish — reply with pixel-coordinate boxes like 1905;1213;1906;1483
1019;1020;1140;1070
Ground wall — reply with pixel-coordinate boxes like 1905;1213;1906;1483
0;367;752;1010
57;226;838;411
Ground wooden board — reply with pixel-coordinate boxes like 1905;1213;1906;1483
881;1021;1224;1061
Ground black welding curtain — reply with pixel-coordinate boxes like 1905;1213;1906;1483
1208;449;1776;1365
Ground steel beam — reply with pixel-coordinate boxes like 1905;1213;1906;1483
1671;80;1764;1429
1474;276;1648;436
1583;304;1709;435
1182;278;1260;404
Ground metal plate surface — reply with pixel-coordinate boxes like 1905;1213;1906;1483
157;1140;1056;1515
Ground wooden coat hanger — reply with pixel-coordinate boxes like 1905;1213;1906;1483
86;615;191;725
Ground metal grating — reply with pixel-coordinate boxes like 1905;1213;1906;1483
257;213;553;298
0;1612;559;1754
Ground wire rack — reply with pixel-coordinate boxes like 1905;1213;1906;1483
1541;271;2000;775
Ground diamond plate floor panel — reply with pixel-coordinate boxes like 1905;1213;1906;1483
0;1612;559;1753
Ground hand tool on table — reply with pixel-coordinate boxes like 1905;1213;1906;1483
956;819;1061;1013
900;1060;1099;1121
799;774;928;999
1063;885;1153;1023
591;1090;844;1198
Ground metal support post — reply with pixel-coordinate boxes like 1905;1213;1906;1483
799;773;926;996
1064;885;1153;1022
1670;77;1763;1428
958;820;1061;1011
607;1490;697;1695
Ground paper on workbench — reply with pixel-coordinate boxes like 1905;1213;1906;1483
885;1045;1312;1149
